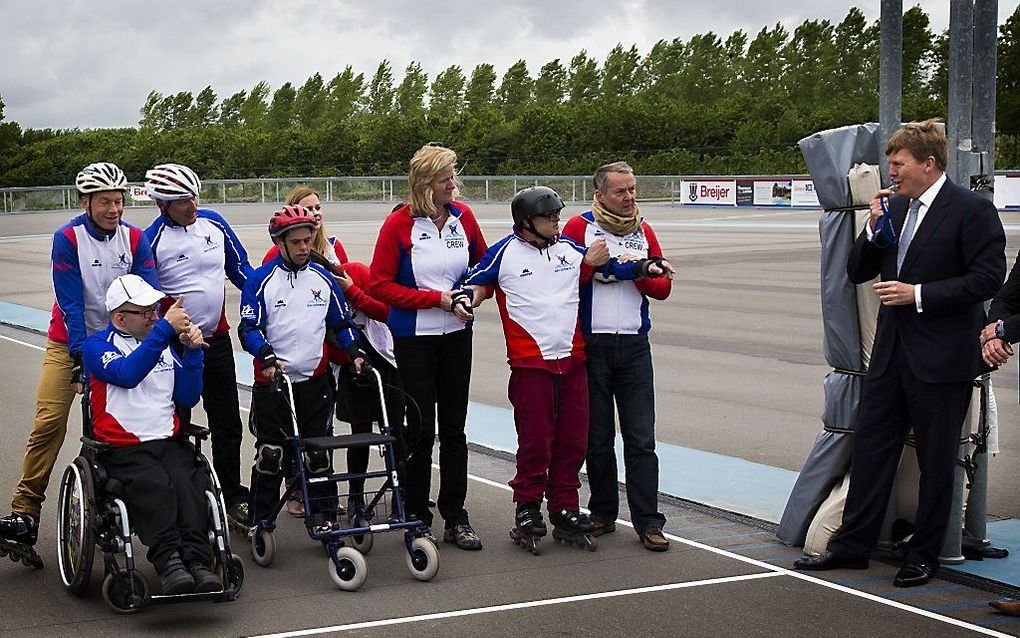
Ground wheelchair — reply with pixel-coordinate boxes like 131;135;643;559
55;392;244;613
248;368;439;591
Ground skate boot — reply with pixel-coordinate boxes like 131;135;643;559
549;509;598;552
510;502;547;555
0;512;43;569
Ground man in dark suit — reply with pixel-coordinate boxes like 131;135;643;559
794;120;1006;587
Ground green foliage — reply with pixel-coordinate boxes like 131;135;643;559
2;5;1019;187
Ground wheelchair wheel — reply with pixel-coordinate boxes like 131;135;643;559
251;528;276;567
405;536;440;582
101;569;150;614
215;553;245;597
328;546;367;591
56;458;95;595
348;517;374;555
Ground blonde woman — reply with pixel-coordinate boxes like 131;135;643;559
368;144;487;550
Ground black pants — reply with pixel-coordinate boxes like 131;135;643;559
102;438;211;572
249;374;337;525
336;353;407;495
584;333;666;535
829;340;972;565
394;329;471;529
176;333;248;507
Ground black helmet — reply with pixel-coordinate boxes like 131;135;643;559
511;186;564;228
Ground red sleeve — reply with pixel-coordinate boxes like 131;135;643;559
331;238;349;264
634;222;672;300
456;203;488;266
561;215;586;244
368;210;443;309
340;262;388;322
262;245;279;265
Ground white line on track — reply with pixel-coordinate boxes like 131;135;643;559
0;332;1010;637
248;572;785;638
0;333;45;351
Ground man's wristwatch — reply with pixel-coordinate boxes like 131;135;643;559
995;319;1007;341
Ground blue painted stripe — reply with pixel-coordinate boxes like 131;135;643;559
725;542;785;551
695;531;772;542
882;585;967;598
976;616;1020;627
924;600;999;613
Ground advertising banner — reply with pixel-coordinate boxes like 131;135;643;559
736;180;754;206
680;179;736;206
996;173;1020;210
792;179;821;207
129;185;151;202
753;179;792;206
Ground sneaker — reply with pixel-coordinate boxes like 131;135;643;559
159;554;196;595
591;519;616;537
227;502;251;528
189;562;222;593
443;523;483;550
640;527;670;552
284;496;305;518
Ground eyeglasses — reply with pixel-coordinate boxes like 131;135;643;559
118;306;158;319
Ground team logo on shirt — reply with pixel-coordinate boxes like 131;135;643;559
519;268;533;278
91;259;102;267
445;223;465;249
114;253;130;269
273;299;287;308
240;304;256;320
154;353;173;373
307;289;327;307
176;253;189;263
418;232;431;241
554;254;575;273
100;351;121;368
201;234;219;252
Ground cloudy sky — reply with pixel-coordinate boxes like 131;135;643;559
0;1;1014;130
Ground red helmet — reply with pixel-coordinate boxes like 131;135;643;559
268;205;316;239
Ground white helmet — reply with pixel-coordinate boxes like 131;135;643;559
145;163;201;201
75;162;128;194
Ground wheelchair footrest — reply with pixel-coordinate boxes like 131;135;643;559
302;433;395;451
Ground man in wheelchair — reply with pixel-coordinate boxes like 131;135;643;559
82;274;217;595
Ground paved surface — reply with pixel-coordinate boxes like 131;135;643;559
1;202;1020;636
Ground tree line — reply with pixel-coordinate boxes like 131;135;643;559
0;5;1018;188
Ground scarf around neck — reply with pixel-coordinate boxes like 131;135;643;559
592;197;642;236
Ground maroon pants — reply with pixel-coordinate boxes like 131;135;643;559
507;364;589;512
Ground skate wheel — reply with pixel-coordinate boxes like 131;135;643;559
216;553;245;598
329;546;367;591
586;536;598;552
349;517;374;555
406;536;440;582
101;570;149;614
251;529;276;567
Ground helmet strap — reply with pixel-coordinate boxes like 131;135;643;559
524;217;554;248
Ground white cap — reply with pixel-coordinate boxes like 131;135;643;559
105;274;164;312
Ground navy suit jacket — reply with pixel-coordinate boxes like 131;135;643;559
847;178;1005;384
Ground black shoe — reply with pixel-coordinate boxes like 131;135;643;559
444;523;483;550
0;512;38;546
189;562;222;593
893;561;935;587
159;554;196;595
793;550;869;571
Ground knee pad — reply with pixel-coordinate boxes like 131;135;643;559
254;444;284;476
304;449;330;475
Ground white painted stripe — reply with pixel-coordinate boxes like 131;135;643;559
0;333;45;351
453;465;1014;638
248;572;784;638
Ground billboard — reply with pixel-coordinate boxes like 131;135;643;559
129;185;151;202
753;179;792;206
996;173;1020;210
680;179;736;206
791;180;820;207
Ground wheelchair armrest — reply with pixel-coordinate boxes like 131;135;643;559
180;423;211;441
80;436;111;452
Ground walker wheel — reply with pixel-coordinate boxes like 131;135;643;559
328;546;367;591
